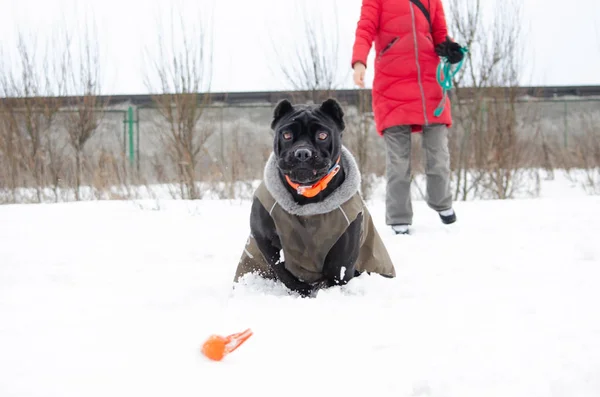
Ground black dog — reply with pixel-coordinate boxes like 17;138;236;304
234;98;395;297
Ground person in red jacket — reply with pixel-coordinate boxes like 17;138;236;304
351;0;465;235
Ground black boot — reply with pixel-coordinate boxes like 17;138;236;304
439;209;456;225
391;224;410;235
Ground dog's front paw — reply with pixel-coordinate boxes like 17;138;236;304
271;261;316;298
295;284;317;298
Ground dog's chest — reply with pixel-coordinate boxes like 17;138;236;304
271;203;360;283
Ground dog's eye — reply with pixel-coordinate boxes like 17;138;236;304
317;132;329;141
282;131;293;140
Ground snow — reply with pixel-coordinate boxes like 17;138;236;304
1;176;600;397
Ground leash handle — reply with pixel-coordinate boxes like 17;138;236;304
434;47;468;117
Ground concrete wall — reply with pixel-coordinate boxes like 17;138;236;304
39;96;600;184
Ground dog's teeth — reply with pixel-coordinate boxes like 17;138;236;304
313;170;317;175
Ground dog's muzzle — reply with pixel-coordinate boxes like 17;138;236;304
294;147;312;162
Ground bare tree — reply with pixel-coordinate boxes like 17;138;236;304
61;23;107;201
207;119;253;199
10;33;65;202
447;0;537;200
144;5;214;200
0;30;61;202
0;49;22;202
45;126;68;202
268;0;344;103
0;106;23;203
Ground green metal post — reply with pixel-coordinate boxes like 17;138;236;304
136;107;140;173
128;106;135;166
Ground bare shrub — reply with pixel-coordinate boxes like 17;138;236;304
64;98;104;201
0;107;23;203
10;36;48;202
448;0;539;199
45;125;69;202
563;113;600;194
0;30;65;203
209;119;260;199
86;148;136;200
0;15;113;203
533;118;556;181
477;92;538;199
144;5;214;200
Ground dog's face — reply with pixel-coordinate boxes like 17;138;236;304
270;98;345;185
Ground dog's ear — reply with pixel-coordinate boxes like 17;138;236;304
319;98;345;131
271;99;294;130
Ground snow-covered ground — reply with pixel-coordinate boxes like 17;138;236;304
1;175;599;397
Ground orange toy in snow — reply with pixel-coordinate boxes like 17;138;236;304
201;328;253;361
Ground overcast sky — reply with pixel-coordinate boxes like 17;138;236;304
0;0;599;95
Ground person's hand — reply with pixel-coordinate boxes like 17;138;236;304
353;62;366;88
435;38;465;64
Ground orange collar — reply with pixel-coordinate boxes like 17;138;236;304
285;156;341;198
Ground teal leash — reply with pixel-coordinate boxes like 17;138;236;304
433;47;468;117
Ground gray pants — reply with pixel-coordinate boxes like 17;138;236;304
383;124;453;225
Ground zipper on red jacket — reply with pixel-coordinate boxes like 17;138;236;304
378;37;399;60
409;3;429;125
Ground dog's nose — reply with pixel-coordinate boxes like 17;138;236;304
294;148;313;162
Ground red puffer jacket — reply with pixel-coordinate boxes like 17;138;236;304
352;0;452;135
